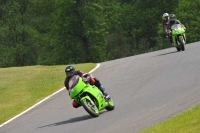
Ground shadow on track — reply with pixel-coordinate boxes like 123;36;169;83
38;111;106;128
38;115;92;128
156;51;179;56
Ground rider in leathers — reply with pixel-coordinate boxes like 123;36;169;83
167;14;186;44
64;65;110;108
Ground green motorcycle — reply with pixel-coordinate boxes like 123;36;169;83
69;75;115;117
170;24;186;51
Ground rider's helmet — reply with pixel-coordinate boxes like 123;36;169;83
169;14;176;22
163;13;169;20
65;65;75;77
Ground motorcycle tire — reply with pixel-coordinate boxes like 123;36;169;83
105;99;115;111
176;46;181;52
179;36;185;51
81;99;99;117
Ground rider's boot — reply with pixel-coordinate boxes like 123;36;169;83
72;100;81;108
99;85;111;100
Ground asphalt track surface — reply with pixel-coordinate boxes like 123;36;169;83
1;42;200;133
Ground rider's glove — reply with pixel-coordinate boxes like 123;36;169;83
82;77;90;83
83;73;90;78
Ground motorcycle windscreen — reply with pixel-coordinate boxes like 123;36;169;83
69;75;86;98
171;24;185;35
171;24;181;30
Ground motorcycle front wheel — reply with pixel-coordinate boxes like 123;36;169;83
81;99;99;117
176;46;181;51
179;36;185;51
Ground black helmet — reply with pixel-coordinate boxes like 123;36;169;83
169;14;176;22
65;65;75;77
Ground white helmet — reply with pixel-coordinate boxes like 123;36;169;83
163;13;169;18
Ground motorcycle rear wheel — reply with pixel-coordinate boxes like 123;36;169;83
105;99;115;111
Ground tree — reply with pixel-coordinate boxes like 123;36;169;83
45;0;118;65
176;0;200;43
0;0;55;67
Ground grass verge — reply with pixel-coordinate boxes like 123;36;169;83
138;104;200;133
0;63;96;124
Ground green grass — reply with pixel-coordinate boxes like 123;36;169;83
0;63;96;124
138;104;200;133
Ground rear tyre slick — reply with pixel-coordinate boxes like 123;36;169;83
105;99;115;111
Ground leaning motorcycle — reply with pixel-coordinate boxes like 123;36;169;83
69;75;115;117
170;24;186;51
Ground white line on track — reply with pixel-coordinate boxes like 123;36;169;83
0;63;100;128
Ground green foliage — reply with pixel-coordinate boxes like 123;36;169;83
176;0;200;43
47;0;115;64
0;0;199;67
0;0;53;67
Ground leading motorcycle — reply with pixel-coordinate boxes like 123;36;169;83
170;24;186;51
